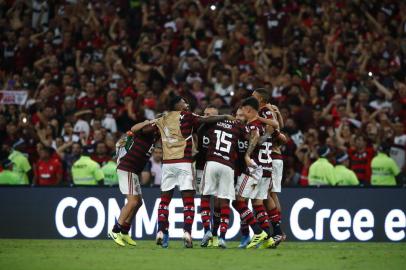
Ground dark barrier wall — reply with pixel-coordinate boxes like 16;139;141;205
0;187;405;242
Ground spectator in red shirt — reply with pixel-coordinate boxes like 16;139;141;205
348;136;375;186
34;146;63;186
76;82;105;110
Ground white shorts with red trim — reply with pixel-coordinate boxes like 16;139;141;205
236;173;271;200
117;169;142;196
161;162;195;192
201;161;235;200
271;159;283;193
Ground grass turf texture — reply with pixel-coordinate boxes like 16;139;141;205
0;240;405;270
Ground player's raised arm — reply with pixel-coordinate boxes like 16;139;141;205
197;114;234;124
130;119;157;134
244;128;260;167
257;116;279;129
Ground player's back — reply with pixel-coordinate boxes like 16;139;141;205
206;120;245;169
117;130;155;174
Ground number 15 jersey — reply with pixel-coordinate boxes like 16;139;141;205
205;120;246;170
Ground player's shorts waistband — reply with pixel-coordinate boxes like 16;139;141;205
162;159;193;164
271;153;283;160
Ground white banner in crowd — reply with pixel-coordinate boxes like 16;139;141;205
0;90;28;105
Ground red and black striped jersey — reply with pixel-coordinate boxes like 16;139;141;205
259;105;283;159
259;106;275;120
205;120;246;170
245;119;273;177
195;124;210;170
117;129;156;174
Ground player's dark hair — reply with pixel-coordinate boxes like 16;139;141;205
254;88;270;103
241;97;259;111
168;92;183;110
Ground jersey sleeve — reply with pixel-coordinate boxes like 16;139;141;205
183;111;201;129
262;108;274;119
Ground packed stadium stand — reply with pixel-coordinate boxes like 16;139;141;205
0;0;405;186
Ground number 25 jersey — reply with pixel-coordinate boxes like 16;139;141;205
244;119;273;177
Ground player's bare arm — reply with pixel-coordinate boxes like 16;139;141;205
198;114;234;124
130;119;157;134
266;104;284;128
245;129;260;167
276;132;288;145
257;116;279;129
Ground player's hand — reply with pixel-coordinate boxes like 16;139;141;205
226;115;235;121
245;155;256;168
148;119;158;125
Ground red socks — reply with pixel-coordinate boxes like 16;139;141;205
182;196;195;233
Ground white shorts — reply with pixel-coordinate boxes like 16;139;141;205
195;169;203;195
271;159;283;193
236;173;271;200
161;162;195;192
117;169;142;196
201;161;235;200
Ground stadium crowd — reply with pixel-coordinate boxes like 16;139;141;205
0;0;405;186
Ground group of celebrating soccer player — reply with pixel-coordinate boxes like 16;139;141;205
109;88;286;249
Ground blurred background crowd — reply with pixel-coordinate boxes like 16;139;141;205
0;0;405;187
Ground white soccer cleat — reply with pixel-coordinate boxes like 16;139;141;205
156;231;164;246
183;231;193;248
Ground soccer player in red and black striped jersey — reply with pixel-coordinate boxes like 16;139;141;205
196;106;222;248
108;120;158;247
155;94;234;248
200;114;246;248
253;88;288;245
234;97;276;248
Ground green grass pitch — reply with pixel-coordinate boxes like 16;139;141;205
0;240;405;270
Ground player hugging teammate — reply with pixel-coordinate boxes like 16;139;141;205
109;90;287;249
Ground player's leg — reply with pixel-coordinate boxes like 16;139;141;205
211;197;221;247
232;197;267;248
233;173;267;242
156;190;173;247
252;199;271;237
120;194;142;246
179;162;197;248
216;164;234;249
199;163;212;246
267;192;283;243
109;170;137;246
181;190;195;248
156;164;177;248
252;177;276;249
238;219;250;248
218;198;230;248
200;161;216;247
267;159;284;245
